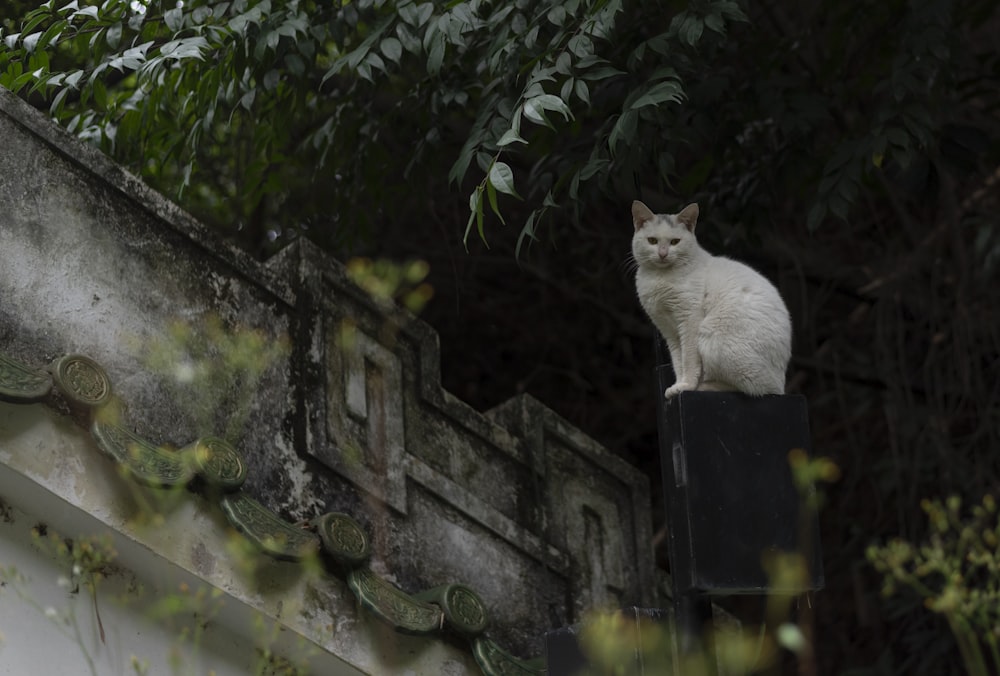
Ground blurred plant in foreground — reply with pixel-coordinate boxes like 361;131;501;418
578;451;839;675
140;314;290;440
868;495;1000;676
345;257;434;315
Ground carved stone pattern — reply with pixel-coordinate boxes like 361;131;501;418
55;355;111;407
92;422;193;486
448;585;488;634
197;436;247;487
220;494;318;561
472;637;544;676
347;568;441;634
323;328;408;513
0;352;51;401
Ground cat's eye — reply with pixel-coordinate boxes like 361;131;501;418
670;238;680;245
647;237;658;245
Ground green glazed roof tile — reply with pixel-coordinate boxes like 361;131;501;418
414;584;489;637
311;512;371;569
51;354;112;409
472;637;546;676
91;420;196;487
220;492;319;561
0;352;52;403
347;567;443;635
184;436;248;491
5;344;548;674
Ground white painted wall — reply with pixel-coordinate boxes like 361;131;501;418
0;490;259;676
0;401;477;676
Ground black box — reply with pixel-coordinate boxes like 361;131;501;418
659;390;824;595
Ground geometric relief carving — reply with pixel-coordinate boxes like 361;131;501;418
322;325;407;513
563;480;626;612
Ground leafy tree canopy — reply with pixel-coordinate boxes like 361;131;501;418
3;0;994;257
0;0;714;254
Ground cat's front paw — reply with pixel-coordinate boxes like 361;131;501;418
664;382;693;399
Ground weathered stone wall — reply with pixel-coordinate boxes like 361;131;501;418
0;85;656;668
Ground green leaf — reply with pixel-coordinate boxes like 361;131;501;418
680;15;704;46
511;13;526;34
9;70;33;93
704;13;725;34
579;158;609;180
396;24;420;54
486;180;505;225
426;33;445;74
93;78;107;109
630;80;684;109
476;189;485;242
398;2;419;25
496;129;527;147
516;209;540;259
489;161;521;198
106;21;122;49
380;37;402;63
160;37;209;60
463;185;486;248
560;78;573;101
580;65;626;82
22;32;42;53
366;51;386;72
164;7;184;32
555;52;572;75
71;5;98;19
567;34;593;58
547;6;566;25
523;25;539;48
49;85;69;115
449;133;479;184
19;11;51;38
529;94;572;120
523;98;551;127
608;109;638;153
717;1;749;22
574;79;590;105
451;3;475;26
64;69;83;88
487;5;514;29
403;2;433;27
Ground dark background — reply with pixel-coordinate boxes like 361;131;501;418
3;0;999;672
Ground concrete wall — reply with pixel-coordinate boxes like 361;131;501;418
0;84;656;671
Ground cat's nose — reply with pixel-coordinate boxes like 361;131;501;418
658;246;669;259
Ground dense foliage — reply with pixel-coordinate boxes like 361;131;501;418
3;0;1000;673
0;0;760;254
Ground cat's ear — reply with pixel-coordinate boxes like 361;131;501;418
632;200;655;231
677;203;699;232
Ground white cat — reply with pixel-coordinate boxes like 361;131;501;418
631;200;792;399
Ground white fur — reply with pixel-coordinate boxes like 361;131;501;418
631;200;791;399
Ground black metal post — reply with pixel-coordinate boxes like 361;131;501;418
544;337;822;675
654;338;717;674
